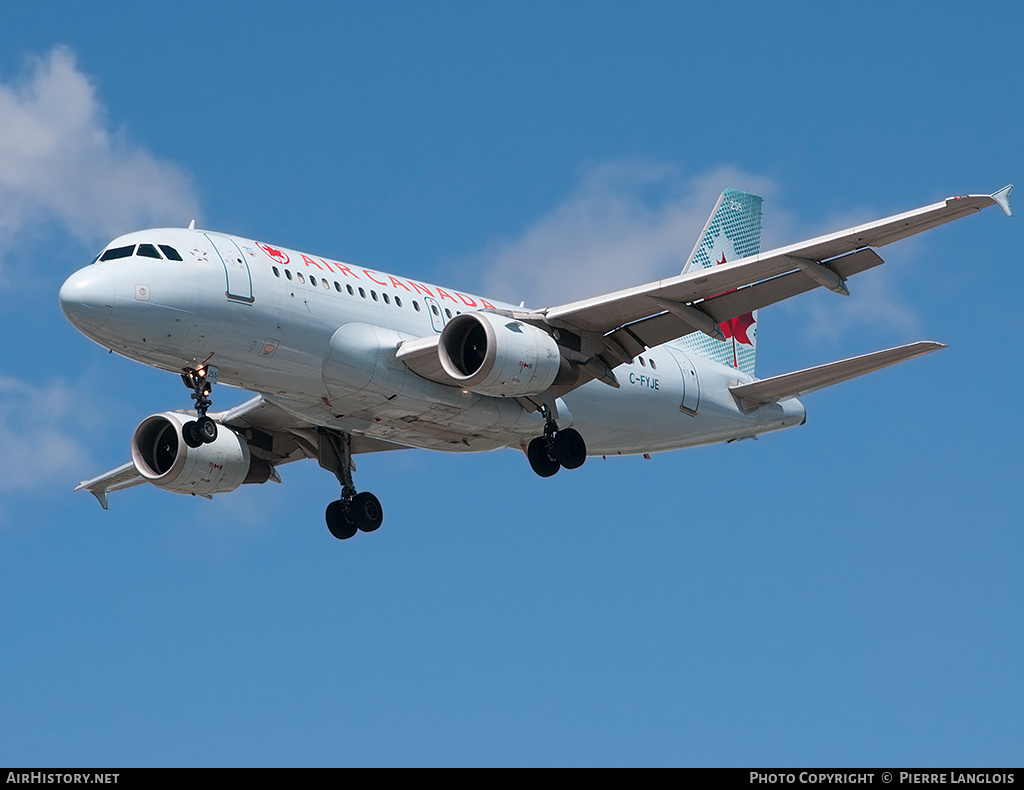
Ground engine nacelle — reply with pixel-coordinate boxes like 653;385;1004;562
131;412;272;496
438;312;561;397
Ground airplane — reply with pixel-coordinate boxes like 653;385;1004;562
59;184;1012;539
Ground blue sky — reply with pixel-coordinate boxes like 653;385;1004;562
0;1;1021;767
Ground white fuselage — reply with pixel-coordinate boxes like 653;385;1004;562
60;228;805;456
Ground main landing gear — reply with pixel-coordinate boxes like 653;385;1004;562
527;405;587;477
319;430;384;540
181;366;218;448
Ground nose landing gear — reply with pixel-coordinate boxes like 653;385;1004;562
181;366;218;448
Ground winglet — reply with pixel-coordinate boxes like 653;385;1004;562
991;185;1013;217
88;487;109;510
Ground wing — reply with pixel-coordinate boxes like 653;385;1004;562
75;395;407;508
497;186;1011;390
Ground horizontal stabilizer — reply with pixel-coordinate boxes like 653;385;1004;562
729;341;946;406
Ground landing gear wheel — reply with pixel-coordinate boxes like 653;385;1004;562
351;491;383;532
553;428;587;469
528;436;560;477
326;500;358;540
182;420;204;448
196;415;218;444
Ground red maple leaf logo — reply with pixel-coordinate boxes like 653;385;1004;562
257;241;290;265
713;253;755;367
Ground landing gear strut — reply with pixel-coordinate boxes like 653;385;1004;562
527;405;587;477
181;366;218;448
319;430;384;540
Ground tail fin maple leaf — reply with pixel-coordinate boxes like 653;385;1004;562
720;310;756;347
713;252;756;367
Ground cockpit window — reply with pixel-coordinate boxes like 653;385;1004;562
99;245;135;261
159;245;183;261
137;244;162;259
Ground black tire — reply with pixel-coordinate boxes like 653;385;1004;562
553;428;587;469
351;491;383;532
182;420;204;448
326;500;358;540
196;415;218;444
527;437;560;477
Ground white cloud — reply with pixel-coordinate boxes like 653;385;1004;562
473;161;777;309
0;46;200;271
787;269;921;346
0;375;95;493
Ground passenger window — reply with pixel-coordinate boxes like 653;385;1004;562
650;358;657;370
371;291;378;301
413;301;420;312
285;269;293;281
395;297;402;308
100;245;135;261
297;272;305;284
159;245;184;261
358;287;366;298
639;357;646;367
445;308;452;319
347;284;354;295
310;276;318;287
383;293;390;305
137;244;162;259
334;282;341;292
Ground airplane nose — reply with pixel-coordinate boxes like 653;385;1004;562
59;266;115;334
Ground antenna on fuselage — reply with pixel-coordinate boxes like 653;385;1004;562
188;219;195;230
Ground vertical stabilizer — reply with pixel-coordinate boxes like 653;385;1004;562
675;188;762;376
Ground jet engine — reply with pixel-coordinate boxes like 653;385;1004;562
131;412;273;496
438;312;561;397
